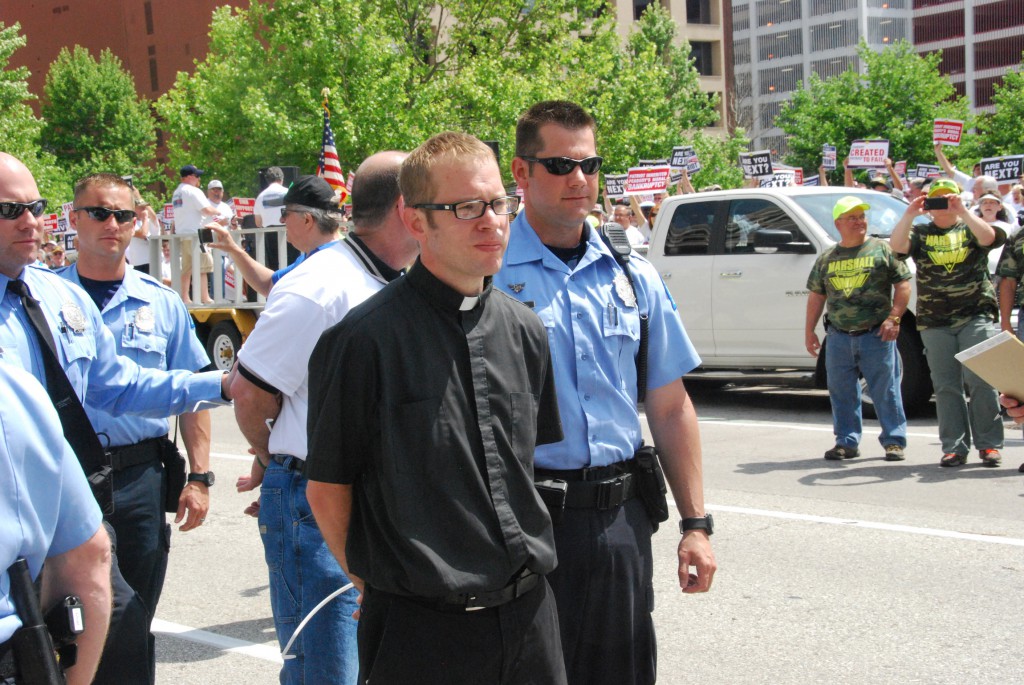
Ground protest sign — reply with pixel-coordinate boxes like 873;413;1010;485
933;119;964;146
822;144;837;171
624;166;672;195
42;213;60;235
847;139;889;168
740;150;773;178
914;163;941;179
604;173;627;199
894;161;907;179
163;203;175;221
759;169;797;187
980;156;1024;183
670;146;702;174
232;197;256;218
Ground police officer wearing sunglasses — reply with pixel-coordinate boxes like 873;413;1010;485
497;102;716;685
0;153;230;684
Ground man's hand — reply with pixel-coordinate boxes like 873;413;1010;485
878;318;900;342
237;452;266;517
175;482;210;531
806;331;821;357
678;531;716;593
999;393;1024;424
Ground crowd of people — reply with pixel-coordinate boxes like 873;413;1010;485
0;100;715;685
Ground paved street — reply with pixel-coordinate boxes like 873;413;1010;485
154;385;1024;684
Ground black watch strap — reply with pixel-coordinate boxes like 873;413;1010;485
187;471;215;487
679;514;713;535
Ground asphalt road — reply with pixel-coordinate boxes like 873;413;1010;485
153;385;1024;684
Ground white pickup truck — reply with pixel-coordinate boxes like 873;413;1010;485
645;186;933;415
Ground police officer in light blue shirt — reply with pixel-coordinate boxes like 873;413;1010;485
496;101;716;685
0;153;229;685
0;363;112;685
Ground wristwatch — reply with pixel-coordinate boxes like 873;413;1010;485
187;471;216;487
679;514;714;536
887;314;901;324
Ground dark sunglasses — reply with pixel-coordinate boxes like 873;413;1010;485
520;156;603;176
0;199;48;220
74;206;137;224
279;207;312;221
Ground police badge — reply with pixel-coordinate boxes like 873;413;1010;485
134;306;155;333
60;302;87;334
613;273;636;308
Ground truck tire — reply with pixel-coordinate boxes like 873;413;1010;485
206;321;242;372
862;326;932;419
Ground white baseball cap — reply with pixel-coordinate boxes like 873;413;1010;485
208;179;224;190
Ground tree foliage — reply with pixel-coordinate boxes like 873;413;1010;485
156;0;736;196
0;22;68;201
776;41;977;183
41;46;158;189
980;53;1024;156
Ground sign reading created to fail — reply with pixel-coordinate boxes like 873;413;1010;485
847;139;889;168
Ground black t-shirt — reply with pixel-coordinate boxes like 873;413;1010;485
306;260;562;598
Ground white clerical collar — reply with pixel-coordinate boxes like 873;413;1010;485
459;296;479;311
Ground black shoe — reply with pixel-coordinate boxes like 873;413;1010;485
824;445;859;460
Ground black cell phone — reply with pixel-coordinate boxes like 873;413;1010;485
923;197;949;210
198;227;214;244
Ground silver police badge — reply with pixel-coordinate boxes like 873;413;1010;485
134;306;155;333
60;303;87;333
613;273;636;308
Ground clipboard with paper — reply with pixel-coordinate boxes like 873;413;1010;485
953;330;1024;399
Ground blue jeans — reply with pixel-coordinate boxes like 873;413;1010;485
259;457;359;685
825;327;907;449
920;317;1003;455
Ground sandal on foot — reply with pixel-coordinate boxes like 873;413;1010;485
940;452;966;467
978;449;1002;467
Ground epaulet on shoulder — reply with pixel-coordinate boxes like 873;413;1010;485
133;269;178;295
499;290;530;308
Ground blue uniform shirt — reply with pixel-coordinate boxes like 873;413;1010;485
0;364;102;642
58;264;212;447
0;264;222;420
496;212;701;470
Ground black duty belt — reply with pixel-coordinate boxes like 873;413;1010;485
107;436;164;471
402;569;540;613
270;454;305;475
535;460;638;510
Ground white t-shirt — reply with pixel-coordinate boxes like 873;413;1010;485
236;239;387;458
211;200;234;224
126;217;159;267
171;183;211;236
255;182;287;227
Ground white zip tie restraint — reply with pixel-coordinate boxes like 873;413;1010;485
281;582;356;660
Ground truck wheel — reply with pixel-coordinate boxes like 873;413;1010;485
862;327;932;419
206;321;242;372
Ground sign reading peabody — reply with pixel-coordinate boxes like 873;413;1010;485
624;166;672;195
232;197;257;218
933;119;964;146
980;156;1024;183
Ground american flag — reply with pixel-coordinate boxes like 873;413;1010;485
317;106;348;203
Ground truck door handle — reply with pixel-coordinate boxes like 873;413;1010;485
719;271;743;278
661;272;672;280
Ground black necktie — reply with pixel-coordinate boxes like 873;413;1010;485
7;278;113;514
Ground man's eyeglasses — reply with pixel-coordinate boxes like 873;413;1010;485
74;206;137;224
519;156;603;176
0;199;48;220
413;196;520;220
279;207;311;221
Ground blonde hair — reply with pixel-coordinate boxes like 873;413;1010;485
400;132;496;207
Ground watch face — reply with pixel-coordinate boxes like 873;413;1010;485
190;471;215;486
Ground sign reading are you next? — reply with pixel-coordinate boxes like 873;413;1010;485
739;150;773;178
980;156;1024;183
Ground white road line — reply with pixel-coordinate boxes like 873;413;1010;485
153;618;283;663
703;503;1024;547
698;418;940;439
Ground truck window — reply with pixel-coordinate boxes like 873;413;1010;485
664;200;716;256
725;199;806;254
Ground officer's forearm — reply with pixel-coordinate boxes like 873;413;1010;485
645;379;706;519
41;526;112;685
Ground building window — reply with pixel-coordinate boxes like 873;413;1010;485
975;33;1024;70
759;64;804;95
928;45;965;75
761;135;789;157
975;0;1024;34
691;41;715;76
811;55;859;78
758;30;803;60
734;4;750;30
810;19;859;50
144;1;154;35
687;0;713;24
759;101;785;130
756;0;801;27
810;0;856;16
913;0;958;9
868;17;908;44
634;0;656;20
912;11;964;43
735;71;753;98
868;0;906;7
734;38;751;65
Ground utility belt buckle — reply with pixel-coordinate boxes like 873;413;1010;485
595;474;630;510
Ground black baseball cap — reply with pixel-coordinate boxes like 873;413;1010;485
283;175;338;211
180;164;204;177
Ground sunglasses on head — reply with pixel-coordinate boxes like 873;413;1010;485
74;206;137;224
0;199;48;220
520;156;603;176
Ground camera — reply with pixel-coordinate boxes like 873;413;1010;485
198;227;214;244
923;197;949;210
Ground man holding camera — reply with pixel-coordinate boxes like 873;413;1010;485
891;179;1006;467
60;173;214;682
171;165;220;303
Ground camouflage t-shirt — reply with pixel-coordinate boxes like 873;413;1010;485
807;237;911;332
996;229;1024;307
903;220;1005;329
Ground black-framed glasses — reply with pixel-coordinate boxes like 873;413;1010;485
413;196;520;220
520;156;603;176
74;206;137;224
279;207;311;221
0;199;48;220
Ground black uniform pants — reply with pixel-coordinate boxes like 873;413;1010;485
357;578;566;685
547;497;657;685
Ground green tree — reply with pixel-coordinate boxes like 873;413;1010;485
156;0;736;195
776;40;976;183
0;22;69;201
981;53;1024;156
41;46;158;188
